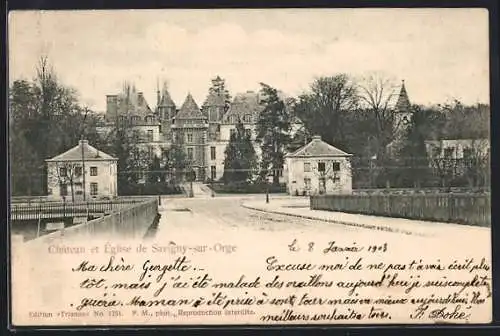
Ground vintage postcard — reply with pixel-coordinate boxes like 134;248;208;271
8;8;491;327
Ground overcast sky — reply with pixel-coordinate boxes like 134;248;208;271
9;9;489;112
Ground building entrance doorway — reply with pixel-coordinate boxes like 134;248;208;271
319;177;326;195
186;169;196;182
197;167;206;181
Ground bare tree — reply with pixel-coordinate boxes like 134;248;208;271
54;161;81;202
311;159;352;195
461;139;490;188
293;74;359;149
358;74;399;157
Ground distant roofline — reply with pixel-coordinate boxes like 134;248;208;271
46;140;118;162
424;137;489;142
45;157;118;162
285;153;353;158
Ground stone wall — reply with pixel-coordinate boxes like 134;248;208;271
32;198;159;242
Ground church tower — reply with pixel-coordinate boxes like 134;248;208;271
387;80;413;157
393;80;412;138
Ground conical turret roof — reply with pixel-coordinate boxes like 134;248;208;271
177;93;204;119
395;80;411;113
159;82;176;107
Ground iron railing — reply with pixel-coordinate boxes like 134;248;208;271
10;197;154;221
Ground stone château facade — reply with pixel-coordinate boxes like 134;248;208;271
98;83;295;182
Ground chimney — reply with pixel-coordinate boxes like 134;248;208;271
312;135;322;141
156;78;161;106
106;95;118;120
137;92;144;104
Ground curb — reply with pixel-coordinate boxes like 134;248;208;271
241;204;428;237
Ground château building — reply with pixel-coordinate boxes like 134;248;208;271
97;83;298;182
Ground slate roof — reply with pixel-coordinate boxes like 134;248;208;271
286;136;351;158
224;91;263;122
204;93;226;107
115;89;154;116
395;80;411;113
46;140;117;162
176;93;205;119
136;93;154;115
159;83;176;107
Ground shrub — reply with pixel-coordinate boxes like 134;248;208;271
119;183;183;196
210;181;286;194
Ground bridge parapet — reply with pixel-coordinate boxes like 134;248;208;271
10;197;154;221
26;198;159;243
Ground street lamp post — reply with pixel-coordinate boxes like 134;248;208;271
81;137;86;201
158;175;162;206
80;110;89;202
266;178;269;203
190;177;193;198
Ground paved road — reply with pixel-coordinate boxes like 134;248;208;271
154;196;411;243
153;195;490;257
157;196;345;233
